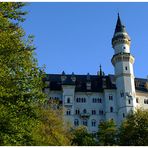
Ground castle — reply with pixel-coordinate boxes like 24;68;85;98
43;14;148;134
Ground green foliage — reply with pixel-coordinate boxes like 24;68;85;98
71;126;96;146
97;120;117;146
0;2;46;145
32;107;72;146
118;109;148;146
0;2;71;146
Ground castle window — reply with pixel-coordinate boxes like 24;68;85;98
123;46;126;49
92;110;96;115
144;99;148;104
136;98;139;103
83;119;87;126
99;110;104;115
98;98;102;103
83;109;87;114
66;110;71;115
67;98;70;103
110;107;113;112
123;113;125;118
125;66;128;70
120;91;124;97
75;109;80;115
91;119;96;127
109;95;113;101
74;119;79;126
128;99;131;104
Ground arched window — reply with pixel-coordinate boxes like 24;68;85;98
66;109;71;115
67;98;70;103
74;119;79;126
92;119;96;127
83;109;87;114
92;110;96;115
75;109;80;115
110;107;113;113
83;119;87;126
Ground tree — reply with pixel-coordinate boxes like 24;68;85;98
97;120;117;146
0;2;46;145
31;107;72;146
71;126;96;146
118;109;148;146
0;3;71;146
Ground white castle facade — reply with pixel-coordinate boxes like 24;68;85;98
43;14;148;134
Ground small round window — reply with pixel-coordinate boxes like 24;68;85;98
122;46;126;49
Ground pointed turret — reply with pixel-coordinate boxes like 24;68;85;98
114;13;126;35
112;13;131;50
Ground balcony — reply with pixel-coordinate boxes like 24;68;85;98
80;113;90;118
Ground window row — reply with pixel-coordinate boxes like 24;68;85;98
73;109;104;115
92;98;102;103
76;97;86;103
49;97;59;100
74;119;97;127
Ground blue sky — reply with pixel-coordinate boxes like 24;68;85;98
22;2;148;78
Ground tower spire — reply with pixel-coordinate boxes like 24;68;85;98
114;13;126;35
112;14;131;49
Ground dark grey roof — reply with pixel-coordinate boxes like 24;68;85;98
114;13;126;35
43;74;148;93
44;74;116;92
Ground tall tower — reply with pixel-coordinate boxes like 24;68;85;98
111;14;136;124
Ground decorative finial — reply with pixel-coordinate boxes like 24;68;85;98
87;73;90;80
99;64;103;76
100;64;102;71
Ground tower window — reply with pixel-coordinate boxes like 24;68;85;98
128;99;131;104
122;46;126;50
110;107;113;112
125;66;128;70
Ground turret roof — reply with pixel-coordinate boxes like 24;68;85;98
114;13;126;35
